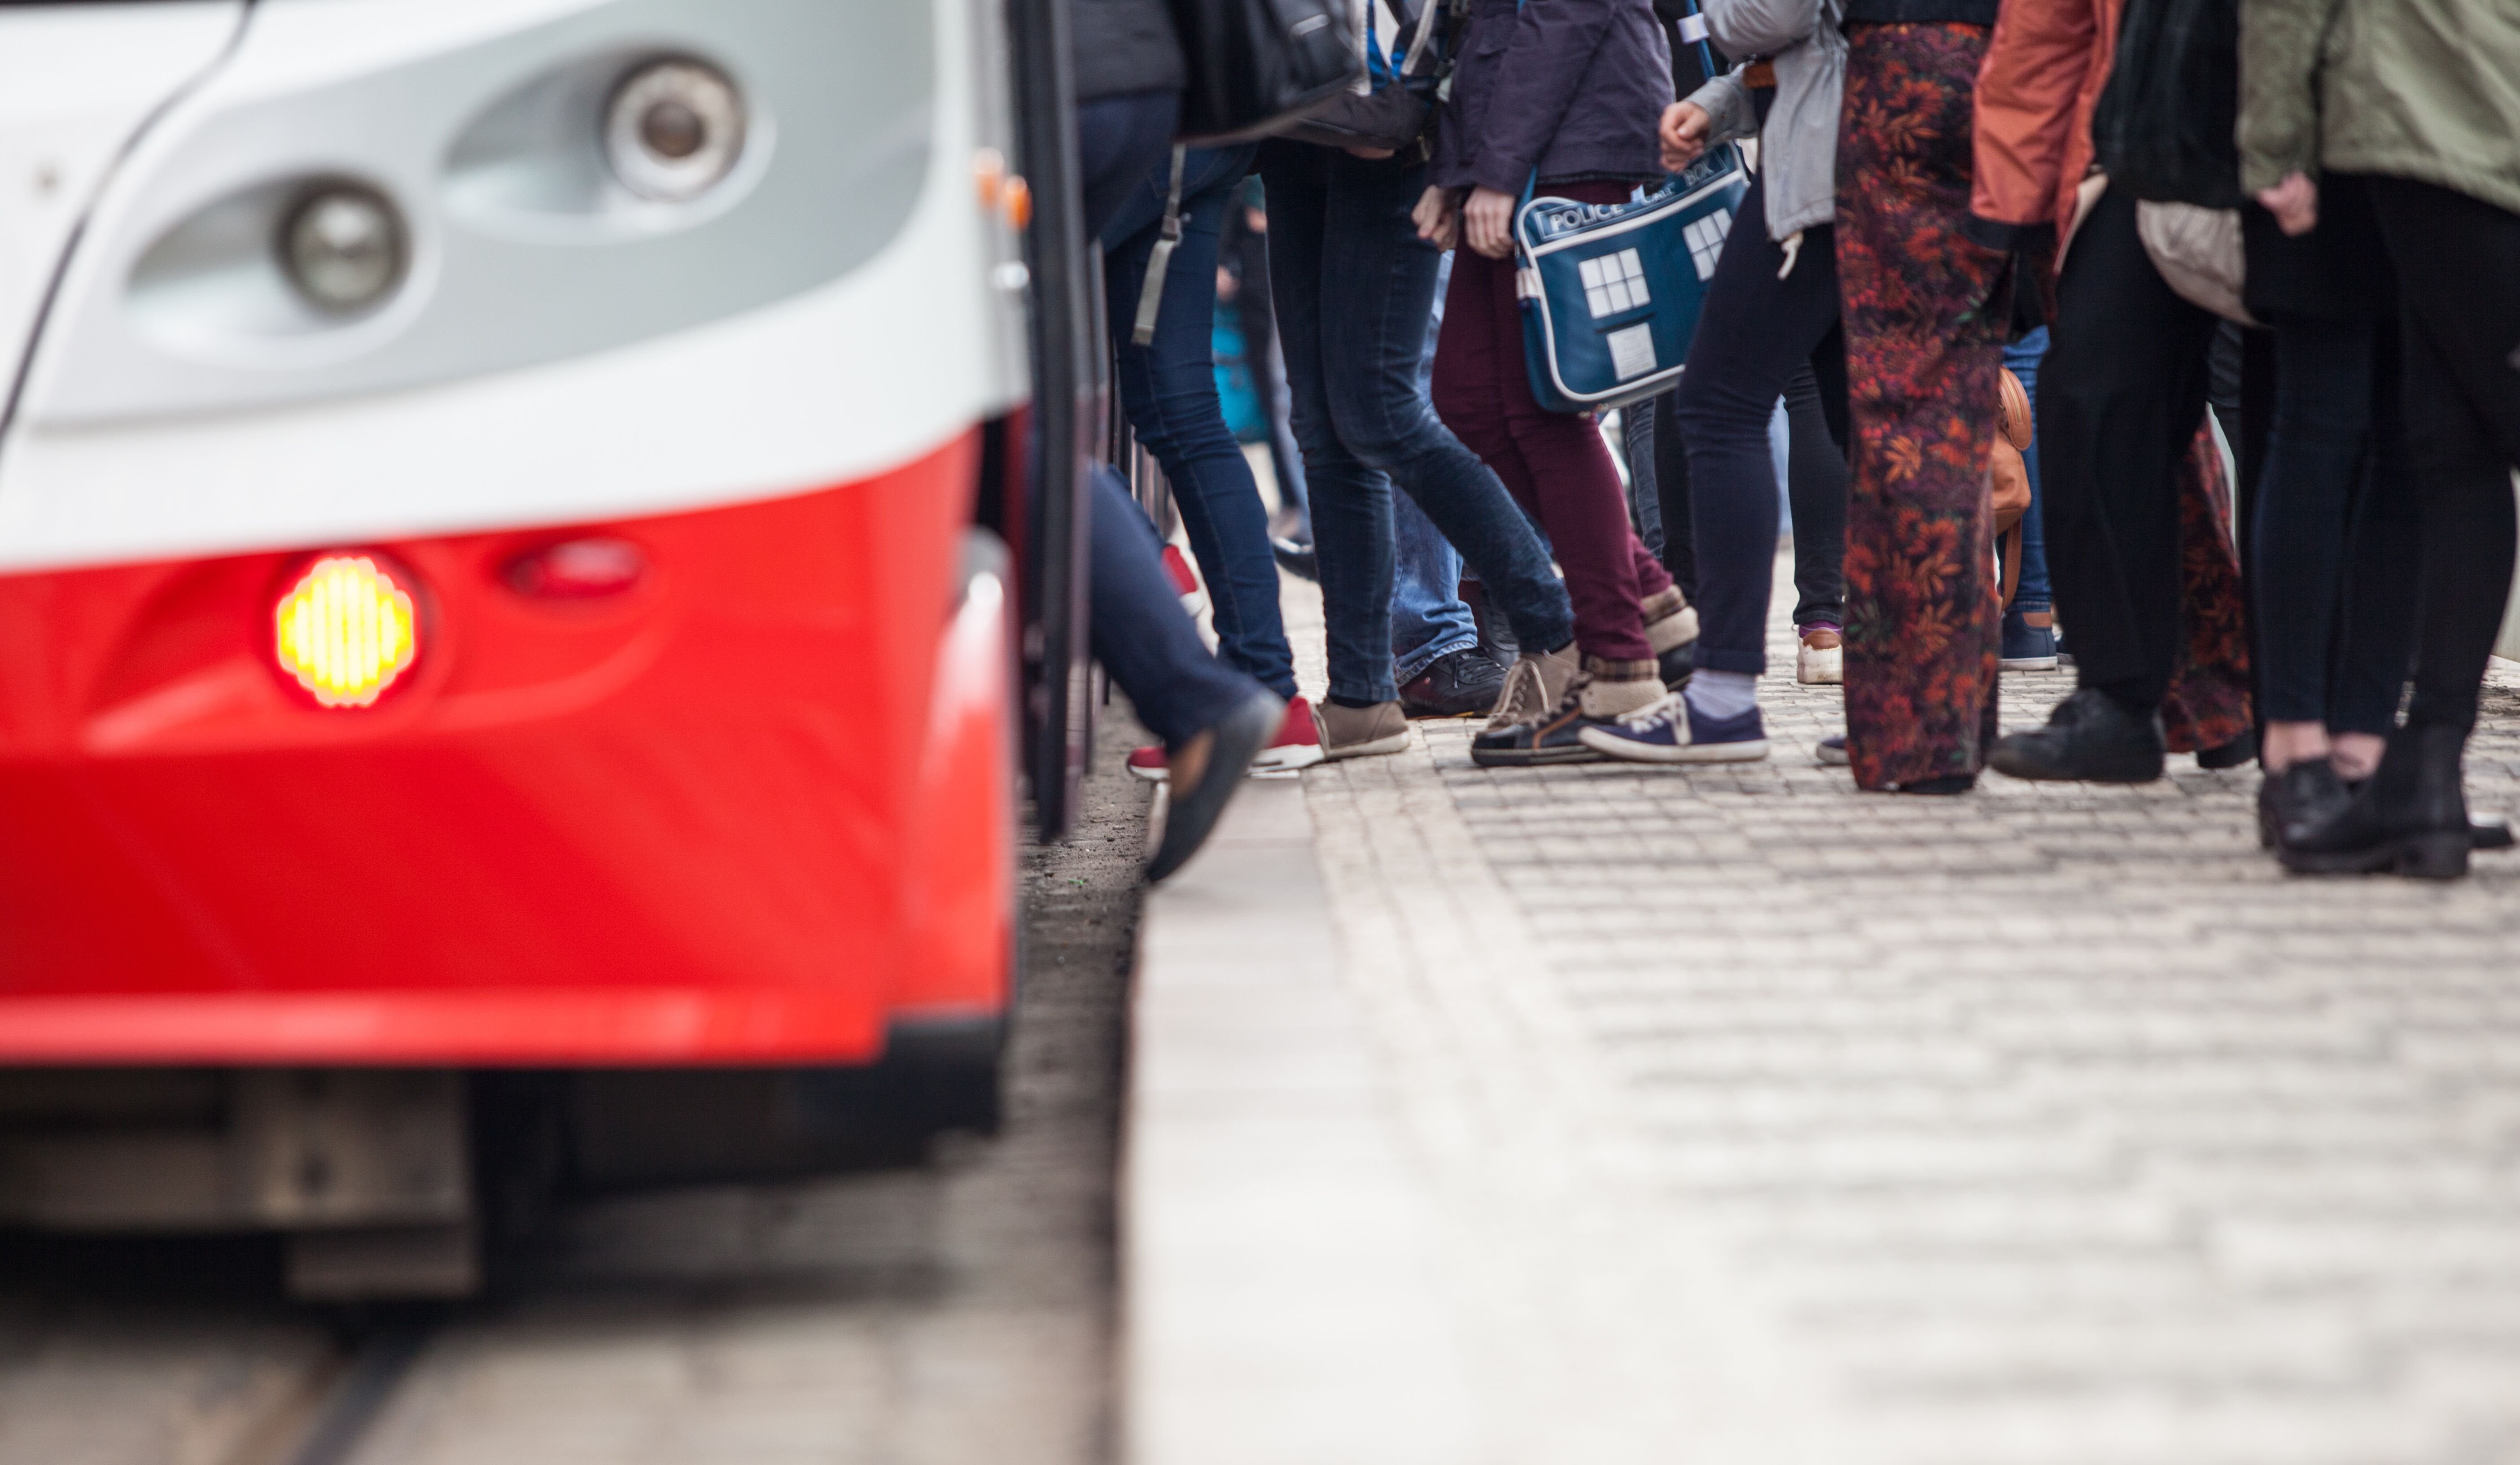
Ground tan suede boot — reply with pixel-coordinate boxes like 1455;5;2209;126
1315;699;1410;761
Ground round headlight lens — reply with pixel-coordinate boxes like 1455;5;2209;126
279;186;405;313
605;59;745;203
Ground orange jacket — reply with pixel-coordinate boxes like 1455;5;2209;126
1967;0;2122;249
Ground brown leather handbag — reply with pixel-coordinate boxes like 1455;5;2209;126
1991;366;2035;609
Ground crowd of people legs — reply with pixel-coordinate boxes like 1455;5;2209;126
1071;0;2520;883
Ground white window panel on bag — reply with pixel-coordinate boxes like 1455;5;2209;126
1578;248;1650;318
1684;212;1732;281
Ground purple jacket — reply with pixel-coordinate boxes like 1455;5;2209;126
1431;0;1675;195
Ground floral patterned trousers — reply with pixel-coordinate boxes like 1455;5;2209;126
1836;22;2008;790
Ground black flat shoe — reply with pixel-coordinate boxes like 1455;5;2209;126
2340;779;2517;851
2196;728;2258;770
2258;761;2349;850
1656;637;1696;691
2281;724;2473;879
1270;538;1318;583
1148;691;1283;883
1988;687;2166;783
1895;772;1977;796
1399;648;1507;718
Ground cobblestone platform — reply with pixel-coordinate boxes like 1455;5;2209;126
1135;559;2520;1464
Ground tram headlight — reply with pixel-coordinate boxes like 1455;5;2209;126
278;186;406;314
604;59;746;203
275;556;420;708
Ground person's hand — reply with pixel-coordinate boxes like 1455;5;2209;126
2258;171;2318;236
1463;185;1517;258
1660;101;1711;171
1413;185;1461;250
1217;265;1238;302
1344;144;1396;160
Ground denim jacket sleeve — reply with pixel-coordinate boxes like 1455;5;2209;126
1469;0;1619;194
1702;0;1820;59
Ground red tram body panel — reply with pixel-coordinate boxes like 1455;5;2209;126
0;435;1010;1064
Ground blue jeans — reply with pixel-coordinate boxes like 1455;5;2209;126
2001;326;2054;615
1102;144;1297;700
1256;140;1572;705
1391;249;1479;682
1072;92;1265;746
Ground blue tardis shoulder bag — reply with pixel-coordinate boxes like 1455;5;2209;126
1514;0;1749;413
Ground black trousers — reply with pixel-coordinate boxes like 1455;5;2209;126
1654;174;1852;673
2249;312;2420;733
2038;188;2221;708
2361;175;2520;734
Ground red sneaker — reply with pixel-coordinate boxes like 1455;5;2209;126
1127;697;1324;783
1252;695;1325;773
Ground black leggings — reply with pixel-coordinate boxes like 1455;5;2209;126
1660;174;1851;673
1654;362;1849;631
2360;175;2520;735
2249;313;2421;733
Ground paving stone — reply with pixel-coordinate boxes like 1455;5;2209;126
1284;551;2520;1461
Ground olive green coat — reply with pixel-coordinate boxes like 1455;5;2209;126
2240;0;2520;217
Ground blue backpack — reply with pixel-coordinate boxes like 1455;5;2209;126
1514;0;1749;413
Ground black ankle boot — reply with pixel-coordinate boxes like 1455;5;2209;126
2280;723;2472;879
1988;687;2166;783
2258;761;2349;851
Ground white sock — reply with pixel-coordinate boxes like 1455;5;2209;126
1685;669;1757;721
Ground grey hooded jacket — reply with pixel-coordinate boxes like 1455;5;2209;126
1682;0;1846;240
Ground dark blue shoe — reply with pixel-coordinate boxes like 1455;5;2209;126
2001;610;2058;671
1578;693;1769;765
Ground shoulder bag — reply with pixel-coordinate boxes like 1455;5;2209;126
1514;0;1749;413
1276;0;1453;155
1173;0;1369;144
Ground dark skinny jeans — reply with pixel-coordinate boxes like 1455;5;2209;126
2249;313;2419;733
1074;92;1265;747
1102;143;1298;701
1671;174;1848;675
1257;140;1574;704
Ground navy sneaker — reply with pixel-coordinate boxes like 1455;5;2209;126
2001;609;2058;671
1578;693;1771;765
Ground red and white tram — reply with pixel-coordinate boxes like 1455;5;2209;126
0;0;1081;1295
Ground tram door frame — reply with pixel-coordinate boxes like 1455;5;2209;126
1006;0;1099;841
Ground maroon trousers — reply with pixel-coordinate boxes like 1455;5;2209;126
1432;187;1673;665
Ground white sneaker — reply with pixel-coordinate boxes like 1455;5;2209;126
1797;628;1843;685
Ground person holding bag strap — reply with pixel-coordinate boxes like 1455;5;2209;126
1414;0;1701;768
